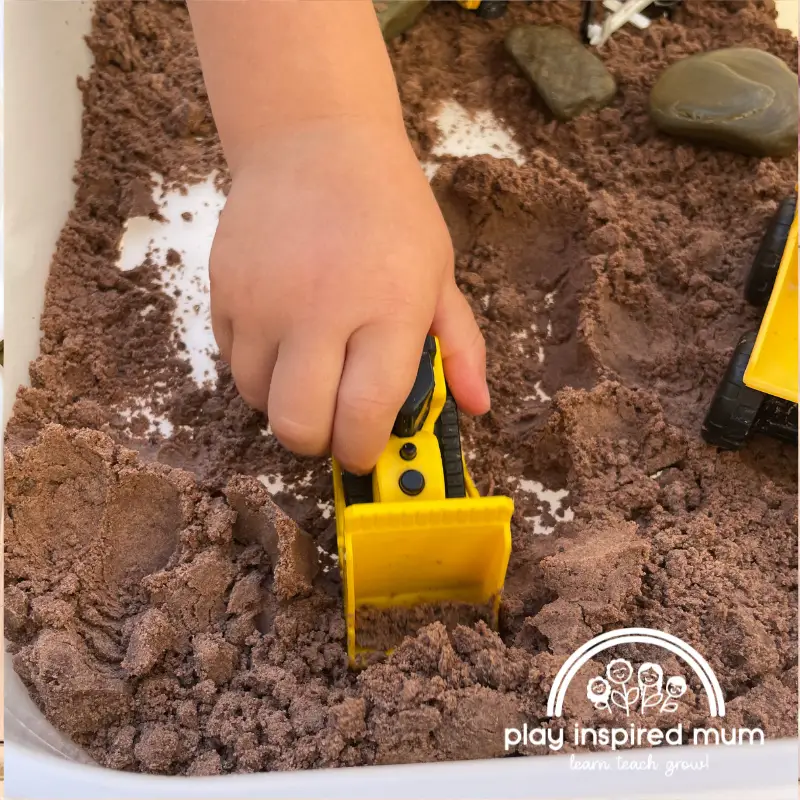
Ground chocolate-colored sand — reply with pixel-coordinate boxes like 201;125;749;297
356;602;495;651
5;0;797;775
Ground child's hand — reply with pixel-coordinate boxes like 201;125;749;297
210;119;489;473
188;0;487;472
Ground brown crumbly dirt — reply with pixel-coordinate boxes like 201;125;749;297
5;0;797;775
355;601;496;651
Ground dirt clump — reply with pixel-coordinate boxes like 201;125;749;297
355;601;496;651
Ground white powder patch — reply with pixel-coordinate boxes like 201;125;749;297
528;515;556;536
117;173;223;387
296;470;315;488
510;330;528;354
509;476;574;536
257;474;286;495
316;543;338;573
523;382;551;403
422;161;440;181
517;479;571;515
118;401;174;438
431;101;525;166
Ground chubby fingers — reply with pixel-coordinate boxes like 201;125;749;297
229;332;278;413
267;333;346;456
332;322;425;475
431;280;490;416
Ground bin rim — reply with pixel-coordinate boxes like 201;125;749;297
5;734;798;800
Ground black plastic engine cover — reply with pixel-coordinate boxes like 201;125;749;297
392;336;437;439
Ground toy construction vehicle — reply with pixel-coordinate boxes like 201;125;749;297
580;0;681;46
702;192;798;450
332;335;514;666
457;0;509;20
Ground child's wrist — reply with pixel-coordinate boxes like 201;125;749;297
227;113;410;177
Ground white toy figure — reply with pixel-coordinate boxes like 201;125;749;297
581;0;680;47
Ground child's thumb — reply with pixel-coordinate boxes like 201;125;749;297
431;280;490;416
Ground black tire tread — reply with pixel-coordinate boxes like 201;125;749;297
342;471;373;505
436;395;467;498
476;1;507;19
701;331;765;450
745;194;796;306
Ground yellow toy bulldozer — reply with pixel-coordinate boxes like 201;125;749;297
702;191;798;449
332;335;514;666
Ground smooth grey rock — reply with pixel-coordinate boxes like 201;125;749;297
505;25;617;121
650;48;797;157
374;0;429;41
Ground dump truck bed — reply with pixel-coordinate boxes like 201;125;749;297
744;209;798;403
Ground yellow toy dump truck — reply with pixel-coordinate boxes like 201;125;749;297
457;0;509;20
332;335;514;666
702;192;798;450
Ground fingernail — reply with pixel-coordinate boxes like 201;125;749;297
481;379;492;412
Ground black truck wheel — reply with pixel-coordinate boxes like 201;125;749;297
646;0;682;19
435;394;467;498
476;1;508;19
701;331;765;450
754;395;798;445
745;194;797;306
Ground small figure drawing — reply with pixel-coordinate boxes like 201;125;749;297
660;675;687;713
588;661;689;716
638;662;664;712
586;676;612;711
606;658;639;715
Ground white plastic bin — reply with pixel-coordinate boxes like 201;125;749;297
3;1;798;798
